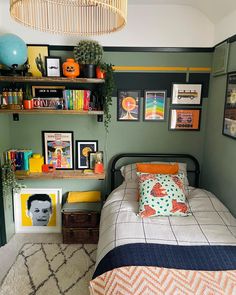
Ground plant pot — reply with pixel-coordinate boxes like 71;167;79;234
96;67;106;79
80;64;96;78
23;100;33;109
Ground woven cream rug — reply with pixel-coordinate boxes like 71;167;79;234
0;243;96;295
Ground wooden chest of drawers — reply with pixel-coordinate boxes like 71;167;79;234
62;204;101;244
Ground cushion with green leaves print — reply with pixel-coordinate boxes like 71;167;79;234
137;172;189;218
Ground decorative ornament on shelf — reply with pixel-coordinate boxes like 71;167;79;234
73;40;103;78
0;33;27;76
62;59;80;78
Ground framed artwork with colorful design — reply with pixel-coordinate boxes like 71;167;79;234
143;90;167;121
117;90;141;121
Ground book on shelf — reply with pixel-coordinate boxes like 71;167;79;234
5;149;33;171
63;89;91;111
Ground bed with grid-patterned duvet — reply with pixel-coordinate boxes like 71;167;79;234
89;153;236;295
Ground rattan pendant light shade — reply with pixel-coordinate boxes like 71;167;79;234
10;0;127;35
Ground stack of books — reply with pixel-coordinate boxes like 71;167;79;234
5;149;33;171
63;89;91;110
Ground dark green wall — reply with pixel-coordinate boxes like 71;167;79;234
201;43;236;217
6;51;211;197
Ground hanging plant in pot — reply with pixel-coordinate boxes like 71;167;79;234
95;62;115;132
73;40;103;78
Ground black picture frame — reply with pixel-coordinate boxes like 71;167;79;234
222;72;236;139
45;57;62;77
143;90;167;121
42;131;74;170
75;140;98;169
117;90;141;121
171;83;202;106
169;108;201;131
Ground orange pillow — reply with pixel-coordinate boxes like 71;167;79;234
136;163;179;174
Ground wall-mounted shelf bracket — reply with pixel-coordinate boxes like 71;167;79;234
13;113;19;121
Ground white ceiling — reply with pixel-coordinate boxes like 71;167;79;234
128;0;236;23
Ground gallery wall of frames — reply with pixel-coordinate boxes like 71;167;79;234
114;72;210;131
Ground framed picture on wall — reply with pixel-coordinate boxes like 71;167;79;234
169;108;201;131
76;140;98;169
171;83;202;105
42;131;74;170
117;90;141;121
222;72;236;139
14;188;62;233
143;90;166;121
45;57;62;77
27;44;49;77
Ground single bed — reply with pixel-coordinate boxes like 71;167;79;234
90;153;236;295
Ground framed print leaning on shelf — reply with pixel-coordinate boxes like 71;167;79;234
222;72;236;139
143;90;166;121
169;108;201;131
117;90;141;121
45;57;62;77
171;83;202;105
14;188;62;233
42;131;74;170
27;44;49;77
76;140;98;169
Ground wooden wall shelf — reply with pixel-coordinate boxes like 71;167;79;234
0;109;104;115
0;76;105;84
15;170;105;180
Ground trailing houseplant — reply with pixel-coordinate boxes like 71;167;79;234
1;160;24;194
73;40;103;78
96;62;115;132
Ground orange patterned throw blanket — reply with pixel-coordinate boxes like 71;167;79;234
90;266;236;295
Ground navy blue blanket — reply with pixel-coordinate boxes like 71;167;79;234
93;243;236;279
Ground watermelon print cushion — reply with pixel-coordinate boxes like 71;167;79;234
137;172;189;217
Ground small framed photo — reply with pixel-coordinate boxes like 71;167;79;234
117;90;141;121
143;90;166;121
45;57;62;77
14;188;62;233
169;108;201;131
76;140;98;169
89;151;103;169
42;131;74;170
171;83;202;105
222;72;236;139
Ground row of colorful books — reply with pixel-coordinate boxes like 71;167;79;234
63;90;91;110
5;149;33;171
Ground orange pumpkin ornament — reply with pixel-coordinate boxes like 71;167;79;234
62;58;80;78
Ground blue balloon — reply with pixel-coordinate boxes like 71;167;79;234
0;34;27;68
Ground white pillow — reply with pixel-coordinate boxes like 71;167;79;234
120;161;189;187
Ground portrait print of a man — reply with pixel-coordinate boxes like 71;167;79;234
27;194;52;226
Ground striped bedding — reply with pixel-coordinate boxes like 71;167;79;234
90;181;236;294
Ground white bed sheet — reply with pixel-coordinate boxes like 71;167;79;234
96;181;236;267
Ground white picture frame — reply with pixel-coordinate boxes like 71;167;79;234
14;188;62;233
171;83;202;105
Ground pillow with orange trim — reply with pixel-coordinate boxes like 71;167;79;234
136;163;179;174
138;172;189;217
135;163;179;201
